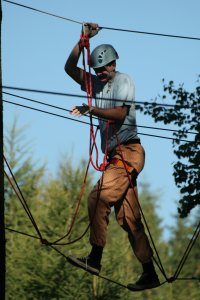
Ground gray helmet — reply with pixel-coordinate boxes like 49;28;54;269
90;44;119;68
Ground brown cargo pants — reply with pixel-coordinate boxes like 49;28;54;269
88;143;153;263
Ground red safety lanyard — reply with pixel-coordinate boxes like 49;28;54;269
79;31;109;172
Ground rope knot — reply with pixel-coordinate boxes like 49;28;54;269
40;238;50;246
167;276;175;283
79;34;90;49
99;161;109;172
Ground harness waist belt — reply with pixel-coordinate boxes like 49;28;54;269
110;158;133;173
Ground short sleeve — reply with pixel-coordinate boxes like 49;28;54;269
113;74;134;107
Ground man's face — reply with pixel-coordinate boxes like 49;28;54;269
94;62;116;82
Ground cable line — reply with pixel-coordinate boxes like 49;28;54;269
3;99;195;143
5;226;200;287
5;227;40;240
4;157;43;240
3;91;197;135
3;0;200;41
173;222;200;280
39;243;129;289
3;0;81;24
100;25;200;41
3;99;91;126
2;86;193;109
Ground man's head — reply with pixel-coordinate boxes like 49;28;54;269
90;44;119;82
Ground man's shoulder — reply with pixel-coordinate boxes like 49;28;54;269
114;72;134;90
115;71;133;82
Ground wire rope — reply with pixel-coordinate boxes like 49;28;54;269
2;86;194;109
3;0;200;41
3;0;82;24
3;91;197;135
3;99;196;143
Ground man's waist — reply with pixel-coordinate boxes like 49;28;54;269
107;138;141;158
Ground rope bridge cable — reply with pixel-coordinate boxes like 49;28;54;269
3;0;200;41
2;86;195;109
5;227;40;240
46;245;129;289
176;277;200;282
3;99;197;144
5;226;199;288
3;91;197;135
4;158;43;241
173;222;200;280
5;226;200;286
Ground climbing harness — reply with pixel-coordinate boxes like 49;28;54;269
110;157;134;173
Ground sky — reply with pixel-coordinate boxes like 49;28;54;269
2;0;200;239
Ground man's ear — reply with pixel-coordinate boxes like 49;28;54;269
112;61;116;67
111;61;116;71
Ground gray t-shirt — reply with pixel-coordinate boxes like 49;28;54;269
82;71;139;153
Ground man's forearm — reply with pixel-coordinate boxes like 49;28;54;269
91;106;128;121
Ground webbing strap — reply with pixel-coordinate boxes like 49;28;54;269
110;157;133;173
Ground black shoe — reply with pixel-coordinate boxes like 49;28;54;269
67;255;101;275
127;272;160;291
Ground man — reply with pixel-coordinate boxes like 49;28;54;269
64;23;160;291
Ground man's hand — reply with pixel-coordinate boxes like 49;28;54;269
83;23;100;38
70;103;91;117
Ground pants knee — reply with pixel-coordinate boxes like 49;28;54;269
116;214;144;233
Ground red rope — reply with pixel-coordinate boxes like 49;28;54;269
51;126;99;245
79;33;109;172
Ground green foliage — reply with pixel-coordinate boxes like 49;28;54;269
4;117;45;236
137;78;200;217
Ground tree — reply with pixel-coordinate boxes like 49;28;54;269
137;78;200;217
4;117;45;299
